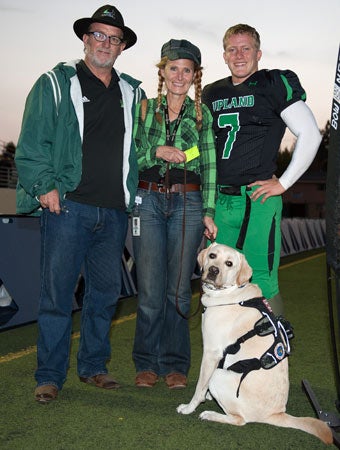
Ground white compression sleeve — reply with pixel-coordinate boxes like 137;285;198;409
279;100;322;190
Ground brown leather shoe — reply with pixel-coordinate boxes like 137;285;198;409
34;385;58;403
164;373;187;389
79;373;120;389
135;371;159;388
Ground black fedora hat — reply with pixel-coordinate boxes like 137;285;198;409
73;5;137;50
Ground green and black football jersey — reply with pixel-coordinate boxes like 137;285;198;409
202;69;306;186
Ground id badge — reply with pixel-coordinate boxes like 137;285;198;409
132;195;142;236
132;216;140;236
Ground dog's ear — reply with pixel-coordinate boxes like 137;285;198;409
197;242;217;269
197;245;212;269
236;254;253;286
197;247;209;270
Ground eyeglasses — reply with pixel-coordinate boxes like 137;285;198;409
87;31;124;46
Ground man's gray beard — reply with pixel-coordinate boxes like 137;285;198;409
84;47;115;68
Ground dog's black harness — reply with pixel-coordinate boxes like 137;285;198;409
217;297;294;397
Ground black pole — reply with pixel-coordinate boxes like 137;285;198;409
326;263;340;406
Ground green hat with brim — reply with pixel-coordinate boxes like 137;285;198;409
161;39;201;65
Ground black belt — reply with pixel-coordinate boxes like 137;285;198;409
219;185;251;196
138;180;200;193
219;185;251;250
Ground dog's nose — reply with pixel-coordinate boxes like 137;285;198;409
207;265;219;280
209;266;219;275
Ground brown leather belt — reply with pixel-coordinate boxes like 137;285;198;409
138;180;200;193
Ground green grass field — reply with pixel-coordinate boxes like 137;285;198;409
0;250;339;449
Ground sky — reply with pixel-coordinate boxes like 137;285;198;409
0;0;339;147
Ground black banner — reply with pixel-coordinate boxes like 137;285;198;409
326;45;340;275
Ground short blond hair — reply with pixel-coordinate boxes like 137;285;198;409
223;24;261;50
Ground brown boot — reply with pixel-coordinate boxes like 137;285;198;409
34;384;58;403
79;373;120;389
135;371;159;388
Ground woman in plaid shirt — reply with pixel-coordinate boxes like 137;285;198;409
132;39;217;390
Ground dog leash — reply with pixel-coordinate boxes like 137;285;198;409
174;166;203;320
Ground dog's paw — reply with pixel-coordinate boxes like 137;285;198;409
177;403;195;415
199;410;217;421
205;391;213;401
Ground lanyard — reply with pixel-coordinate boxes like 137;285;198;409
162;101;186;193
164;102;186;146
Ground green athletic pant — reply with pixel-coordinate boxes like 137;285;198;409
214;185;282;300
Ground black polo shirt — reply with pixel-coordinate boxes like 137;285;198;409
67;60;125;208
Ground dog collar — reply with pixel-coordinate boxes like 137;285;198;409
201;283;255;310
202;282;248;292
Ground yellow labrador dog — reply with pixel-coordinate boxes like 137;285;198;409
177;243;332;445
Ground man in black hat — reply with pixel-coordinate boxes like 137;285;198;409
15;5;145;403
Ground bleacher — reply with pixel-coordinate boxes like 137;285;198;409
0;165;17;189
0;140;17;189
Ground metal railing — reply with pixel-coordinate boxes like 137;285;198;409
0;164;17;189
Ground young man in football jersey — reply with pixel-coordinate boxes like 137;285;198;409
202;24;321;315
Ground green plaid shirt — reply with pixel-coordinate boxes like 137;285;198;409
133;96;216;217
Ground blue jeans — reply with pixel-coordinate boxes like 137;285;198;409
35;199;128;390
132;189;204;377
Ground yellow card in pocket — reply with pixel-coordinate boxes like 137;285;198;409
184;145;200;162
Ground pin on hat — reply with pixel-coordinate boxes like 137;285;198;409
161;39;201;65
73;4;137;50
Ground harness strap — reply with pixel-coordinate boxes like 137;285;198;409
217;296;294;398
228;358;262;397
227;338;287;397
218;314;275;359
